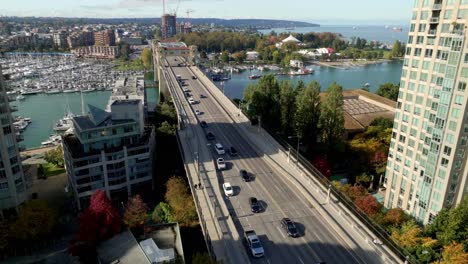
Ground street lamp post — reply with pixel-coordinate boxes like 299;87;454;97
288;135;301;165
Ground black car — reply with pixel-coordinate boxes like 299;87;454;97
240;169;250;182
185;92;191;97
228;146;238;156
192;75;197;80
249;197;261;213
200;94;206;98
206;131;215;140
200;121;208;128
280;218;299;237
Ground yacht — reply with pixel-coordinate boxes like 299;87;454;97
46;89;61;94
16;95;25;101
54;112;75;132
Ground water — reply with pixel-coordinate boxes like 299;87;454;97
12;88;159;149
216;60;403;99
259;25;409;44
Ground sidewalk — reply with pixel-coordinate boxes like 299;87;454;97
191;66;403;264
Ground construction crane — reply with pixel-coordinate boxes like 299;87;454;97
162;0;180;16
186;9;194;27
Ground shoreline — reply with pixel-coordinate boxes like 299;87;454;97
310;59;394;69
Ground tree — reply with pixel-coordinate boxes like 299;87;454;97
220;51;229;63
320;82;345;149
376;82;399;101
118;42;130;60
311;155;332;178
165;176;197;226
347;185;367;201
192;252;221;264
232;51;246;63
440;242;468;264
355;195;381;216
141;48;153;69
425;197;468;249
279;80;296;136
77;190;121;242
11;200;57;241
44;145;64;167
391;40;402;58
157;121;177;136
382;208;409;227
391;220;437;249
123;195;148;228
370;117;394;128
294;81;322;146
152;202;174;223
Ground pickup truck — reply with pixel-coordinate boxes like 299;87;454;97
244;230;264;258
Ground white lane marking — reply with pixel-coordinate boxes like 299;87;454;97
276;226;286;239
298;256;305;264
245;182;253;190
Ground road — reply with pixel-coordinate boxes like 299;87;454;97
166;57;383;264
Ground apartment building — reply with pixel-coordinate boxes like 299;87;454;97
94;29;115;46
67;30;94;49
62;93;155;210
53;31;69;49
0;66;30;217
384;0;468;224
161;14;177;40
71;46;120;59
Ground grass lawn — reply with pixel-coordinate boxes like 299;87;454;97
113;58;145;71
42;163;66;177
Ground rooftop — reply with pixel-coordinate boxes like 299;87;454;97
112;99;141;106
97;230;151;264
320;89;396;133
73;115;134;130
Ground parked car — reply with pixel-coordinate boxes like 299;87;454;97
188;98;196;104
200;121;208;128
280;218;299;237
239;169;250;182
249;197;261;213
206;131;215;140
214;143;225;155
222;182;234;197
192;75;197;80
217;158;226;170
195;110;202;115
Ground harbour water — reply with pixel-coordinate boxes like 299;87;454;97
215;60;403;99
12;88;158;149
258;25;409;44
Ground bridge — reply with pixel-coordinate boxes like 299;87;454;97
152;41;403;264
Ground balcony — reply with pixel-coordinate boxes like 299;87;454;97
9;105;18;112
432;4;442;10
429;17;439;24
428;29;437;36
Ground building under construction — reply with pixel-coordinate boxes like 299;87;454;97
161;14;176;40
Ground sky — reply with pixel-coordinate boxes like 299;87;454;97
1;0;413;25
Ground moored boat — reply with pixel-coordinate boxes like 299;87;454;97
248;74;262;80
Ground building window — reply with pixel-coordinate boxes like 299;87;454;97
459;82;467;92
441;158;449;167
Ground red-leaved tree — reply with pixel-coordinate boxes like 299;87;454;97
312;155;332;178
355;195;382;216
77;190;122;242
348;185;367;201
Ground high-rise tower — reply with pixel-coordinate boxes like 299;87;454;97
384;0;468;224
0;65;30;217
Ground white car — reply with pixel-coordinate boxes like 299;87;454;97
188;98;196;104
195;109;202;115
217;158;226;170
214;143;225;154
223;182;234;197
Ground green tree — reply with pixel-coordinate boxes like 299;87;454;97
44;145;64;167
157;121;177;136
320;82;345;148
370;117;394;128
220;51;229;63
232;51;246;63
119;42;130;60
279;80;296;136
391;40;403;58
152;202;174;223
440;242;468;264
141;48;153;69
123;195;148;228
294;81;321;146
376;82;399;101
425;197;468;249
243;75;280;129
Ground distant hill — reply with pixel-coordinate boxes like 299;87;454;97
0;16;318;28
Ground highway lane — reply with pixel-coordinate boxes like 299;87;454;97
166;57;380;264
